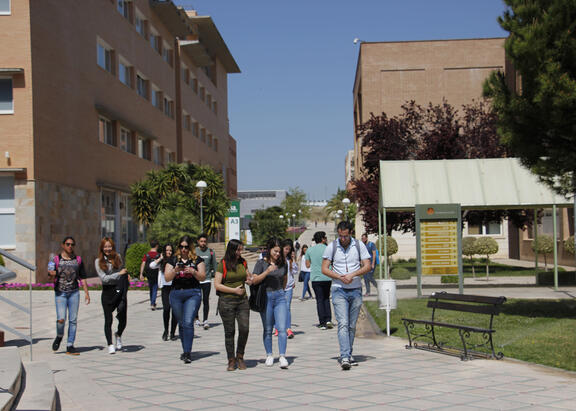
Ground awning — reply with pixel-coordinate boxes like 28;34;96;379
379;158;572;211
0;68;24;75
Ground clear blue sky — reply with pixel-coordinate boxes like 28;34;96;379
175;0;508;201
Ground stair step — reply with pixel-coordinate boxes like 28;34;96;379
16;361;57;411
0;346;23;411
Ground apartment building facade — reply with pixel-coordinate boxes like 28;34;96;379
0;0;239;281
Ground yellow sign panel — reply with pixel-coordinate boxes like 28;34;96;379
421;220;458;275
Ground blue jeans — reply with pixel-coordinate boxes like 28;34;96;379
149;282;158;306
301;272;312;298
285;287;293;329
170;288;202;353
364;269;377;294
332;287;363;360
55;290;80;347
260;290;288;356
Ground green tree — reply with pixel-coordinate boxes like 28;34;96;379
462;237;478;278
125;242;149;277
532;234;555;271
475;237;499;280
325;189;357;225
483;0;576;195
564;235;575;255
281;187;310;224
147;207;200;247
249;206;288;245
131;163;229;237
375;235;398;277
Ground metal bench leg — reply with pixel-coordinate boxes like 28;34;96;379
403;320;414;349
458;329;470;361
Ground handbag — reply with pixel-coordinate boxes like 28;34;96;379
298;271;304;282
248;282;267;313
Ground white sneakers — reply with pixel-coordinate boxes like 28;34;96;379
265;355;289;369
108;344;115;354
203;321;209;330
115;333;122;350
279;356;289;369
265;355;274;367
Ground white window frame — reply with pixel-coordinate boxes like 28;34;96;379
162;41;173;66
0;77;14;114
0;0;10;15
118;56;132;87
151;85;162;109
149;27;160;53
117;0;130;20
163;96;173;118
97;38;113;73
134;8;146;38
152;143;162;166
466;221;502;236
99;116;115;146
136;72;148;98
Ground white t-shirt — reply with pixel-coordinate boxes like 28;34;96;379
300;255;310;272
285;259;298;290
323;238;370;289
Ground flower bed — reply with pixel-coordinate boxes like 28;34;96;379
0;280;150;291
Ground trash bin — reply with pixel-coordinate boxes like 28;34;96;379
376;279;397;310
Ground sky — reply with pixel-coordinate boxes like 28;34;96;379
175;0;509;201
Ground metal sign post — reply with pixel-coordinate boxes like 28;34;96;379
416;204;463;296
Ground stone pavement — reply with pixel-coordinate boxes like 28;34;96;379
2;285;576;410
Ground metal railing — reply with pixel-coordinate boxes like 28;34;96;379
0;248;35;360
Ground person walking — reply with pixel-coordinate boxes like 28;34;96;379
195;234;217;330
280;239;298;339
95;237;129;354
361;234;378;296
305;231;333;330
321;221;371;370
164;235;206;364
150;244;178;341
139;240;160;310
252;237;289;369
47;236;90;355
298;245;313;300
214;239;250;371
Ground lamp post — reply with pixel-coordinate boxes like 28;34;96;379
342;198;350;221
196;180;207;232
335;209;343;238
292;213;296;242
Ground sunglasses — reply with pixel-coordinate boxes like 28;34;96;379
179;245;189;249
65;243;75;247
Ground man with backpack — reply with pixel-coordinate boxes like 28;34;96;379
322;221;371;370
361;233;378;296
139;239;160;310
47;236;90;355
195;234;217;329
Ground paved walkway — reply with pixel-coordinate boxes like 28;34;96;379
2;284;575;410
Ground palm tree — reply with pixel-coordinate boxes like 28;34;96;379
325;189;357;222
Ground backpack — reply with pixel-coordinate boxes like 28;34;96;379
143;253;159;279
330;239;362;266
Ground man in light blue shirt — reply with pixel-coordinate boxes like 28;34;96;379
322;221;371;370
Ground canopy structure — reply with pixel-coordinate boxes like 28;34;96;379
379;158;572;211
376;158;574;292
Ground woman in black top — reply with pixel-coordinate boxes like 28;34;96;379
164;235;206;364
150;244;178;341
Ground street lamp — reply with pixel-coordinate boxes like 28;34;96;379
196;180;207;232
335;210;343;239
342;198;351;221
292;213;296;242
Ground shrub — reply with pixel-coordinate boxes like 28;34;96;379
147;207;200;246
0;254;4;266
564;236;575;255
475;237;499;280
462;236;478;277
536;271;576;286
375;236;399;276
531;235;555;271
441;275;459;284
125;243;149;277
390;267;411;280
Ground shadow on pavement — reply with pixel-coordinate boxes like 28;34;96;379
4;337;50;347
190;350;219;360
330;354;376;363
119;345;145;353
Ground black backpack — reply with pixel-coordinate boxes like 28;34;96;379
143;253;159;280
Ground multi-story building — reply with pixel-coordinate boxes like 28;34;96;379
0;0;239;281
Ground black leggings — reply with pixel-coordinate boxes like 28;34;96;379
161;285;177;335
312;281;332;325
101;288;127;345
218;297;250;359
197;282;211;322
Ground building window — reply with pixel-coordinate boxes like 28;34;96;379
200;128;206;142
136;74;148;98
212;101;218;114
199;86;205;102
181;66;189;85
99;116;115;146
192;121;199;137
191;77;198;93
214;138;218;152
135;10;146;38
0;78;13;114
169;151;176;163
468;221;501;236
149;28;160;53
183;113;191;131
101;189;117;239
163;97;173;118
119;127;135;153
206;94;212;108
153;143;163;166
117;0;130;20
97;41;113;73
118;58;132;87
0;0;10;15
151;86;162;109
137;135;151;160
162;42;173;66
0;175;15;248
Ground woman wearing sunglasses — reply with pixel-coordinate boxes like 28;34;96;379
164;235;206;364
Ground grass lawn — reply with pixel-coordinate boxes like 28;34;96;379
381;259;562;279
365;298;576;372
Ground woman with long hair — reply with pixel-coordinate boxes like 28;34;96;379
214;239;250;371
299;245;313;300
278;239;298;339
164;235;206;364
251;237;289;369
95;237;128;354
150;244;178;341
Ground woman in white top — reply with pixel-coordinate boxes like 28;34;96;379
299;244;313;300
282;239;299;339
150;244;178;341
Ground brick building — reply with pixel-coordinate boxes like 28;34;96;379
0;0;239;281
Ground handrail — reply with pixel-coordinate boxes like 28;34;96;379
0;248;35;360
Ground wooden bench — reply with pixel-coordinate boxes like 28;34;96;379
402;292;507;360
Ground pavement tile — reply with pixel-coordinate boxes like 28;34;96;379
547;399;576;409
309;398;376;409
465;397;535;410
